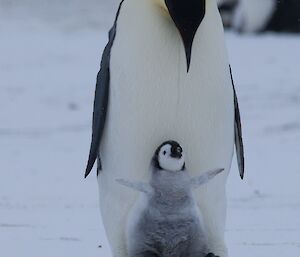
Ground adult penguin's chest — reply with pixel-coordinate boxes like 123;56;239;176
102;1;234;179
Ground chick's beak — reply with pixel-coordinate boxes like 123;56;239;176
170;146;182;159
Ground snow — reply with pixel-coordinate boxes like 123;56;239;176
226;32;300;256
1;2;300;256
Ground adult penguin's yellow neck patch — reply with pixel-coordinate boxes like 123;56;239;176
153;0;169;16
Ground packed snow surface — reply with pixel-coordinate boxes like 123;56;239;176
1;1;300;256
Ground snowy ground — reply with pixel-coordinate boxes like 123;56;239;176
1;2;300;257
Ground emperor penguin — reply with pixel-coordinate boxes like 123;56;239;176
85;0;244;257
116;140;223;257
230;0;300;33
217;0;238;28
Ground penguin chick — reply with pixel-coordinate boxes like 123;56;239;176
116;141;223;257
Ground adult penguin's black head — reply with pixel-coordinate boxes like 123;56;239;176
164;0;206;72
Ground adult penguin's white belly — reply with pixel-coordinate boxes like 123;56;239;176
99;0;234;256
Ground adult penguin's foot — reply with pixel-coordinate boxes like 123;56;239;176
206;253;220;257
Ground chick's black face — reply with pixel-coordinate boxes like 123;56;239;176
165;0;206;72
170;144;183;159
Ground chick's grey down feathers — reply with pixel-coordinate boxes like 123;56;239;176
117;167;224;257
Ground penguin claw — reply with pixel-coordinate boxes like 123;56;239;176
205;253;219;257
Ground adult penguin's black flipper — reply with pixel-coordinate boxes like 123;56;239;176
85;1;124;178
230;66;245;179
85;41;110;178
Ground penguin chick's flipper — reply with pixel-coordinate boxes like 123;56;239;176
189;168;224;188
230;65;245;180
116;179;152;195
85;1;125;178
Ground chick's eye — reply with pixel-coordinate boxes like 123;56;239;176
163;151;167;155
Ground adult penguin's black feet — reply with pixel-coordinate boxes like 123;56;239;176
205;253;220;257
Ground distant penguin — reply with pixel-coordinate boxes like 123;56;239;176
85;0;245;256
217;0;238;28
223;0;300;33
117;141;223;257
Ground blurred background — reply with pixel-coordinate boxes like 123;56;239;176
1;0;300;256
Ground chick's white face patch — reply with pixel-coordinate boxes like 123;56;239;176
158;144;185;172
